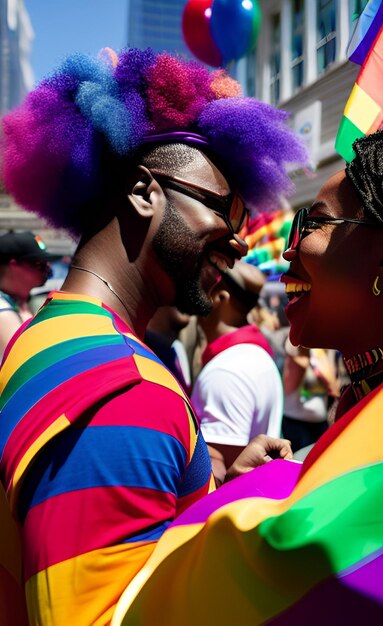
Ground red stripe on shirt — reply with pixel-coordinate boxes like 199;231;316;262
22;484;177;579
1;356;142;493
88;379;192;452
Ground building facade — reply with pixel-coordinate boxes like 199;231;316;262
0;0;33;116
0;0;75;253
241;0;367;208
127;0;191;57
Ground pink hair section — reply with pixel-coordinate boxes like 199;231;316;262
145;54;214;132
1;82;95;230
1;99;64;215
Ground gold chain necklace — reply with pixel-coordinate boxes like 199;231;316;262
71;265;130;317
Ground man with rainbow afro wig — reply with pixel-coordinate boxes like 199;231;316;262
0;47;306;625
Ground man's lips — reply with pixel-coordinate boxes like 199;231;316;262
208;253;229;272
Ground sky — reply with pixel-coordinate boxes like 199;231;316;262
24;0;128;85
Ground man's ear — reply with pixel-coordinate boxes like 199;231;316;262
127;165;164;218
211;287;230;309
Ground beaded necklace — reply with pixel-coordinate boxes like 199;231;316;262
343;348;383;401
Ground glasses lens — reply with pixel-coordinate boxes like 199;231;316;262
287;208;306;250
229;196;247;233
152;170;248;234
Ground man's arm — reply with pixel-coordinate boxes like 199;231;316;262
0;309;24;359
209;435;293;487
224;434;293;482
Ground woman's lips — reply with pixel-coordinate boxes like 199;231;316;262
280;274;311;301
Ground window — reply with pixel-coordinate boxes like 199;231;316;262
348;0;370;45
291;0;304;92
317;0;336;75
270;12;281;104
256;0;353;104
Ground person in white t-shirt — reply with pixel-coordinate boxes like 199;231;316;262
191;261;284;484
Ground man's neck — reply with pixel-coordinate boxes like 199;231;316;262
201;318;247;344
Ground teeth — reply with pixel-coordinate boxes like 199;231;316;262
285;282;311;294
209;254;228;272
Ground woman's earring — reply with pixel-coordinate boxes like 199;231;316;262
373;275;381;296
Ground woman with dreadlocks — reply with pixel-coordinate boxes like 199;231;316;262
282;131;383;418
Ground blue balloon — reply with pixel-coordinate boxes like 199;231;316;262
210;0;261;66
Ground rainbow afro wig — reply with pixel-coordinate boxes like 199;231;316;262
1;47;308;236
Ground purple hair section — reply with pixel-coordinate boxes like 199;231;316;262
197;98;308;212
0;47;309;236
115;48;156;95
1;54;115;234
114;48;157;141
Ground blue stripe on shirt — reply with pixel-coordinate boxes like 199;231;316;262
18;425;187;521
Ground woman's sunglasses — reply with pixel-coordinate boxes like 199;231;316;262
150;170;249;235
287;206;383;251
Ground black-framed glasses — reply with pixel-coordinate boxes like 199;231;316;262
150;170;249;235
287;206;383;251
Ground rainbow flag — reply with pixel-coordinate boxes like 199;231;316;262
111;383;383;625
243;210;293;276
335;0;383;162
348;0;383;63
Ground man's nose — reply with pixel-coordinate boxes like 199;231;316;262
229;233;248;260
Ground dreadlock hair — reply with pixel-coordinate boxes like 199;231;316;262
346;130;383;224
1;47;308;239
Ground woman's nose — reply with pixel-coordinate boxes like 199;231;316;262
230;233;248;259
282;246;297;262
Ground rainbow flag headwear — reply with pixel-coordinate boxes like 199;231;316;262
335;0;383;162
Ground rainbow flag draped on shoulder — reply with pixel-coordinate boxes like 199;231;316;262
112;384;383;625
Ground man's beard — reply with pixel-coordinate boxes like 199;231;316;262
152;200;213;316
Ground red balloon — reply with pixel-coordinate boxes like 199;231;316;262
182;0;223;67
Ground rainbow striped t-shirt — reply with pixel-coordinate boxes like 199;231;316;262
0;291;214;625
